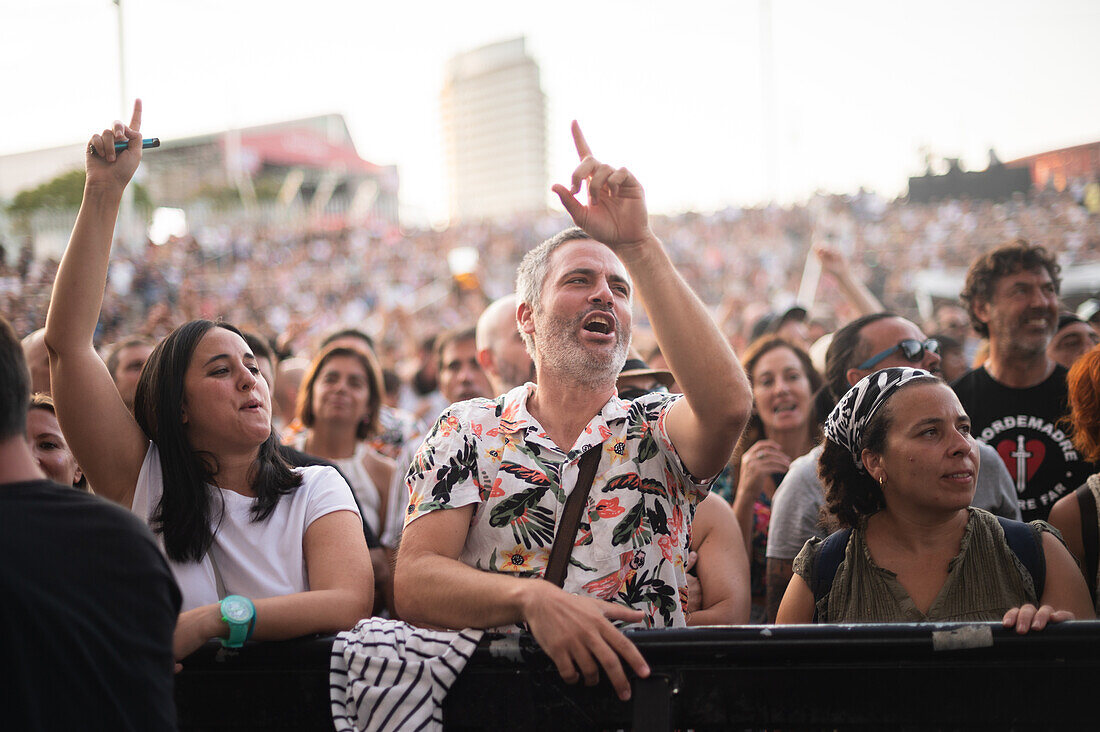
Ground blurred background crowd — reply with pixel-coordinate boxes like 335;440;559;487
5;183;1098;375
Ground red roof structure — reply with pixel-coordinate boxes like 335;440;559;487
232;128;380;175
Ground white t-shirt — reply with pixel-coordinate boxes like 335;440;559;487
132;443;361;612
290;435;382;535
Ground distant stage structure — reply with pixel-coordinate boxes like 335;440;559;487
907;141;1100;203
0;114;398;258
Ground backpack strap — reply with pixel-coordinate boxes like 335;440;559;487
810;527;852;622
997;516;1046;601
1075;485;1098;607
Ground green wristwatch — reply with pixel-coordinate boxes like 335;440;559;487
219;595;256;649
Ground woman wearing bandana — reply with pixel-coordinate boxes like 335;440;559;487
776;367;1093;630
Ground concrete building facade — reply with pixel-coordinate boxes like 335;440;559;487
441;37;548;222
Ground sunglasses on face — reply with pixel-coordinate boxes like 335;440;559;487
618;384;669;401
856;338;939;371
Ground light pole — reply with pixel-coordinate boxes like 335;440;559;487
114;0;126;114
113;0;137;250
759;0;776;204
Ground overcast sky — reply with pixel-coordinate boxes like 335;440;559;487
2;0;1098;224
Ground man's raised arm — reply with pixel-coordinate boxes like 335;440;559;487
552;122;751;479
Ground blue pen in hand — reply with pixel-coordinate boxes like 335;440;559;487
114;137;160;152
89;138;160;156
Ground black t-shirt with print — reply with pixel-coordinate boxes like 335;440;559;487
952;364;1095;521
0;480;181;731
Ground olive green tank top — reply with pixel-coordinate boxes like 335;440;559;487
793;508;1052;623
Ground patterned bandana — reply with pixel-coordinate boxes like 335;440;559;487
823;367;933;472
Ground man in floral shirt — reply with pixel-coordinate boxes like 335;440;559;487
395;123;752;702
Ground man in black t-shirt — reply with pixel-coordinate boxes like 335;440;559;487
954;241;1096;521
0;315;180;731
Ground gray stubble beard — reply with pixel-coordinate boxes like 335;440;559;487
534;309;630;391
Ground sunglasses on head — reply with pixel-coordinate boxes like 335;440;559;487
856;338;939;371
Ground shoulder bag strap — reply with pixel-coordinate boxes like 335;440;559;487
1076;485;1098;606
208;547;228;600
810;527;851;621
997;516;1045;601
544;446;603;588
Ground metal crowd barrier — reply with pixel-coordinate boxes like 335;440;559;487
176;621;1100;730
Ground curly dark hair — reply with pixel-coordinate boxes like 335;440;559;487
819;376;938;527
959;240;1062;338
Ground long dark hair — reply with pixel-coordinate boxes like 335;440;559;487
133;319;301;562
0;317;29;440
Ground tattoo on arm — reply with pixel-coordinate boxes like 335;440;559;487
765;558;794;624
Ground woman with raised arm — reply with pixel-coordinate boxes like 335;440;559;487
723;336;822;622
44;103;373;664
777;367;1092;630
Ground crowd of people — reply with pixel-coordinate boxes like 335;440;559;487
4;101;1100;728
5;160;1098;369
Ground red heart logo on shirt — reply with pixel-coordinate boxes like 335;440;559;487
996;438;1045;481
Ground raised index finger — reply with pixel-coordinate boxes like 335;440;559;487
571;120;593;160
129;99;143;133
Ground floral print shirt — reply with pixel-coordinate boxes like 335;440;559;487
405;383;711;628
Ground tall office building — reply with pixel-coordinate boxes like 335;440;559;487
441;37;548;222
